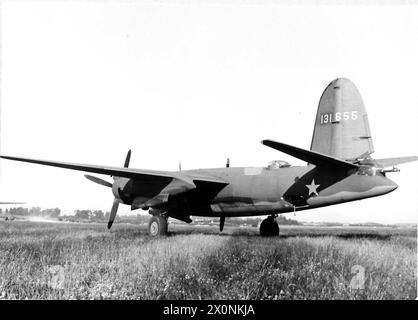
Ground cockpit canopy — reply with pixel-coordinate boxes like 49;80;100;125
266;160;291;170
356;165;379;176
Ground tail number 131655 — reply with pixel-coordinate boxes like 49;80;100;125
320;111;358;124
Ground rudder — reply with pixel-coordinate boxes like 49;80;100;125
310;78;374;161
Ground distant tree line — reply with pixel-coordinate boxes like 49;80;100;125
275;215;301;225
74;209;106;221
64;212;147;224
0;207;61;218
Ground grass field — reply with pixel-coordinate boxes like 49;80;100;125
0;220;416;300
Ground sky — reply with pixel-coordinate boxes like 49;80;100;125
0;0;417;224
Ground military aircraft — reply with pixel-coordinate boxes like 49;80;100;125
1;78;417;236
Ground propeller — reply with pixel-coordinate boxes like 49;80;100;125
220;215;225;232
84;174;112;188
108;198;119;229
226;158;230;168
82;150;131;229
124;150;131;168
107;149;132;229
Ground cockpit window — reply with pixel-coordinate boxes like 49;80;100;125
267;160;291;170
356;166;378;176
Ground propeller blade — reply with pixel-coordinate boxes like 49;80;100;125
124;149;131;168
220;215;225;232
108;198;119;229
84;174;112;188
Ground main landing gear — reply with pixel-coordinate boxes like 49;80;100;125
260;215;280;237
148;214;168;237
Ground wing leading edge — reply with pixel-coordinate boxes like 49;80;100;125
0;155;228;191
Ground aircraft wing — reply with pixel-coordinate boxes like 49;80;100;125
0;202;24;205
374;156;418;168
261;139;359;170
0;155;227;190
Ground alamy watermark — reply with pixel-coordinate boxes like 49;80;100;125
349;265;365;290
45;265;66;290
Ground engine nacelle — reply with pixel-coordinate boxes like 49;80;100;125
112;177;132;203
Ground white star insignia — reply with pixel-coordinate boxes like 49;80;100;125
305;179;320;197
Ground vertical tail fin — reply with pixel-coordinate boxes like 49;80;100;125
310;78;374;161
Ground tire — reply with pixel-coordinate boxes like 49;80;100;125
260;217;280;237
148;215;168;237
259;218;270;237
271;220;280;236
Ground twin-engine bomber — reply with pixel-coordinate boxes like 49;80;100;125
1;78;417;236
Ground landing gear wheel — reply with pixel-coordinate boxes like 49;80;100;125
148;215;168;237
260;216;280;237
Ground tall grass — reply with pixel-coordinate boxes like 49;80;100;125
0;221;415;299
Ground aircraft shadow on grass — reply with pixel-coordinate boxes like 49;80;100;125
116;224;393;241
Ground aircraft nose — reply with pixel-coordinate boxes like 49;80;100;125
384;178;398;193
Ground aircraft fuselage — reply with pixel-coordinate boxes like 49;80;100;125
114;165;398;219
182;166;397;217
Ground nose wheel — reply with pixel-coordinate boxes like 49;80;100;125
260;215;280;237
148;215;168;237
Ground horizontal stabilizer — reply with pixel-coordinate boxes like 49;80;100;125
262;139;359;170
374;156;418;168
